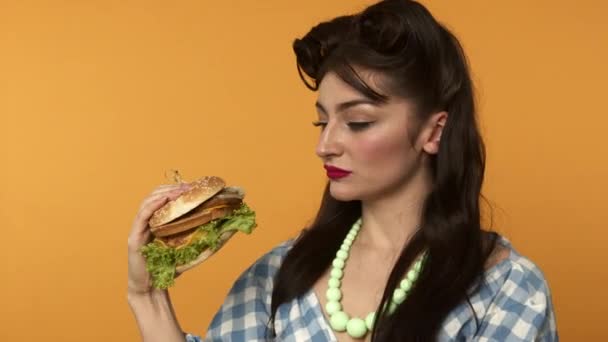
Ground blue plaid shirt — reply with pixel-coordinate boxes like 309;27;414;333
186;236;558;341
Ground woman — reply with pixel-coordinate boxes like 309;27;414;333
127;1;558;341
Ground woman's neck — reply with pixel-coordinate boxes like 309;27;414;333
357;168;432;253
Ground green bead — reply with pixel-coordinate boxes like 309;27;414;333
326;287;342;301
330;268;344;279
336;250;348;260
415;259;423;271
400;279;412;291
347;231;357;238
346;318;367;338
388;301;398;314
330;311;349;332
392;288;406;304
328;277;341;288
325;301;342;315
407;269;418;281
332;258;345;269
345;236;354;243
365;312;376;330
344;239;353;247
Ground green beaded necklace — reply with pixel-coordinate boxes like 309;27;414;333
324;218;426;339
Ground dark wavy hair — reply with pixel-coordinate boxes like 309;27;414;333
269;0;497;340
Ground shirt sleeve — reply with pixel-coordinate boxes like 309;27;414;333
474;257;558;341
185;241;291;342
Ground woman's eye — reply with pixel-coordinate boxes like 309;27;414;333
312;121;327;129
347;122;373;131
312;121;373;131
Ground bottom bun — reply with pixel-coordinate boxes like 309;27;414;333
175;230;237;274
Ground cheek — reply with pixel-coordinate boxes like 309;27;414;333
354;130;411;165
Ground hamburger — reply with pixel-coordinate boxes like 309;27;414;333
140;175;257;289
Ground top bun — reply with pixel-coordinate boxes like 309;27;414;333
148;176;226;228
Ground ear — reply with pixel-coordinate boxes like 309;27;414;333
422;111;448;155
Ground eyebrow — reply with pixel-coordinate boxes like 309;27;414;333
315;99;377;115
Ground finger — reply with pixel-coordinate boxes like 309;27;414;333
149;183;191;196
132;188;189;235
138;186;189;212
137;189;185;222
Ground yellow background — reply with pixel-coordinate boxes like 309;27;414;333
1;0;606;340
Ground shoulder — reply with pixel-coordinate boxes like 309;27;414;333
234;239;295;288
249;239;295;271
209;239;296;316
202;239;298;340
465;235;558;340
483;235;551;298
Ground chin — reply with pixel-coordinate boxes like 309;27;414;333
328;181;362;202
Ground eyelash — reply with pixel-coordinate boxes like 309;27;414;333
312;121;373;131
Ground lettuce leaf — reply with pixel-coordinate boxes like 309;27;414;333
218;202;257;235
139;241;178;290
140;203;257;289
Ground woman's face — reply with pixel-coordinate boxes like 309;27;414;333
315;71;434;202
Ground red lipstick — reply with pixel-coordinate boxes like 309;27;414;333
324;165;352;180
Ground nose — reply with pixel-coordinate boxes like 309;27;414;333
315;121;342;160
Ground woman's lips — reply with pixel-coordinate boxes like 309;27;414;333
324;165;352;180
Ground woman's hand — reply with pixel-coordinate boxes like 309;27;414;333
128;183;191;295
